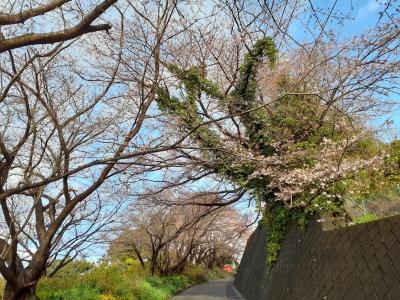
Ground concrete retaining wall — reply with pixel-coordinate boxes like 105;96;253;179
234;215;400;299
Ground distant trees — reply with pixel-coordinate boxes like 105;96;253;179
109;192;249;275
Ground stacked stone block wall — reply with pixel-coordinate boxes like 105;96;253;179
235;215;400;299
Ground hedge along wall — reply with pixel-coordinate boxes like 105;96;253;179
234;215;400;300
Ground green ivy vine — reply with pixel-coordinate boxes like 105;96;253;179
155;37;350;270
261;204;309;269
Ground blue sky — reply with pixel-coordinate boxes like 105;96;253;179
348;0;400;140
289;0;400;141
308;0;384;34
345;0;400;141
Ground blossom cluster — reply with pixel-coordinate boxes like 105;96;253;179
230;134;384;209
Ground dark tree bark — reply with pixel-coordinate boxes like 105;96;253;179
3;282;39;300
0;0;117;53
132;242;146;269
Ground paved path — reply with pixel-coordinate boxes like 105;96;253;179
172;278;244;300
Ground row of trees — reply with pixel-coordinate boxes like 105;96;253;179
0;0;399;298
109;192;249;275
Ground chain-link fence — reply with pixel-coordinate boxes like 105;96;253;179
344;184;400;219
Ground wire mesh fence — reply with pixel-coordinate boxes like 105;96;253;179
344;184;400;219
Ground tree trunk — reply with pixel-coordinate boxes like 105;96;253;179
132;243;145;269
150;253;157;276
161;246;193;275
3;282;39;300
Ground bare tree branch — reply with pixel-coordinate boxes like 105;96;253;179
0;0;118;53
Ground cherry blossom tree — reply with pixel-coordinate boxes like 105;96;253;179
0;0;192;297
153;1;399;266
109;192;250;275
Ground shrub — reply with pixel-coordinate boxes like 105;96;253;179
354;213;379;224
204;267;232;281
135;281;170;300
83;262;138;299
35;260;198;300
184;265;232;283
184;265;208;283
158;275;192;294
135;275;192;300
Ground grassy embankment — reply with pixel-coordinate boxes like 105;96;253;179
0;259;231;300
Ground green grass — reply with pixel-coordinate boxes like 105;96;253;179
37;285;100;300
0;260;230;300
33;261;219;300
36;275;192;300
354;213;379;224
133;276;193;300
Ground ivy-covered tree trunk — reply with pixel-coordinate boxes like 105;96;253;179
155;36;386;270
